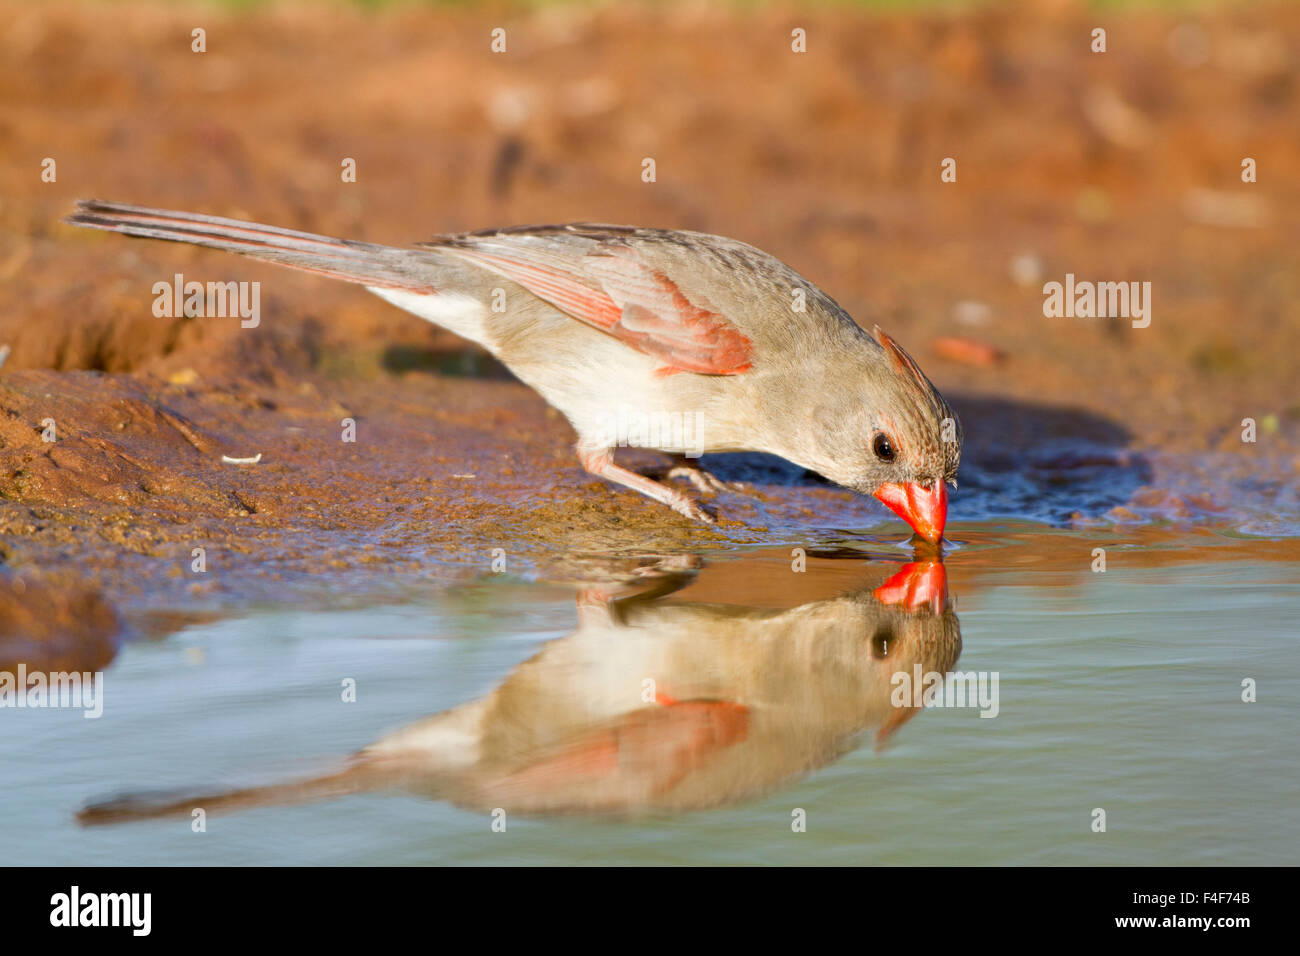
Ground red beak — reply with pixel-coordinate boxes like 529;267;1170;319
872;480;948;543
873;561;948;613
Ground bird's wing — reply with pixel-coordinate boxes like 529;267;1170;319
419;225;754;375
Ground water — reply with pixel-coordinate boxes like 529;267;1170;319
4;524;1297;865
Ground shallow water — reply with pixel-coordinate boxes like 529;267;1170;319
4;522;1297;865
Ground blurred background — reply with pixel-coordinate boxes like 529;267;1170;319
2;0;1296;451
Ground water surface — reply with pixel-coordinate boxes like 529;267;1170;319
5;524;1296;865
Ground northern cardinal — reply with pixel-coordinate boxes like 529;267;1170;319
66;200;961;540
77;559;957;823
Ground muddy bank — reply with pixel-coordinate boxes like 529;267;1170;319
1;0;1298;641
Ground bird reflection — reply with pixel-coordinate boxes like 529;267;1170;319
79;558;961;824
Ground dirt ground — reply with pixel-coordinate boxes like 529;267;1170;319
1;0;1297;651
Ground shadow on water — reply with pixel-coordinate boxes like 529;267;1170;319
77;558;961;825
949;393;1152;525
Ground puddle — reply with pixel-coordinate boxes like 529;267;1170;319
3;527;1296;865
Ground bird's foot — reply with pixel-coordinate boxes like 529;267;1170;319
580;447;718;525
669;492;717;524
665;461;748;497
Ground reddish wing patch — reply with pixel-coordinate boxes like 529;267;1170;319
448;244;753;375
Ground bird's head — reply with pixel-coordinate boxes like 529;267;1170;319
858;326;961;543
807;325;961;543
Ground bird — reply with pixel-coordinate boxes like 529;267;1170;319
76;558;958;824
65;200;962;541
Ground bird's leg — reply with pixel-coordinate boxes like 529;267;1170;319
665;455;748;496
579;447;716;524
576;587;617;628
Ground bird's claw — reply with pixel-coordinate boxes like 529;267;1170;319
667;465;747;497
670;493;717;524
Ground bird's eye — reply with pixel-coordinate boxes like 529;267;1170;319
872;433;896;462
870;626;894;660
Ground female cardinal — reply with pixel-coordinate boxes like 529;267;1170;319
67;200;961;540
77;559;957;824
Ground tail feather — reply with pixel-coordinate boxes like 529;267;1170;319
65;199;437;294
75;759;390;826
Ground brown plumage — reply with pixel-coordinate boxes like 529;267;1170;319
66;200;961;539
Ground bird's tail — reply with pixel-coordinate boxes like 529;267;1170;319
75;756;409;826
65;199;437;294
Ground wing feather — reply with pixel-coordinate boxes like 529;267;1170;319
429;229;753;375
